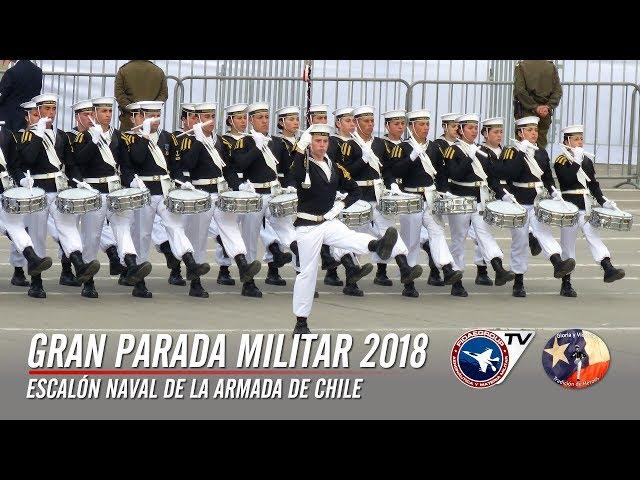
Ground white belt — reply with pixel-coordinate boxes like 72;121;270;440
84;174;120;184
277;173;285;178
182;171;191;177
356;178;383;187
192;177;222;186
404;185;436;193
138;174;171;182
297;212;325;222
513;181;543;188
251;179;280;189
31;171;63;180
499;180;507;185
450;180;486;187
562;189;588;194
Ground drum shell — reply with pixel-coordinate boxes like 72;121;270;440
107;188;151;212
483;201;528;228
432;196;476;215
338;201;373;227
164;190;212;214
379;194;424;216
216;192;263;213
268;194;298;217
534;201;579;227
55;189;102;214
1;187;47;214
588;208;633;231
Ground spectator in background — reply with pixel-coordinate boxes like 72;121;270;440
0;60;43;131
114;60;168;132
513;60;562;149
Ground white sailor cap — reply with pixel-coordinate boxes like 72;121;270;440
441;112;461;123
333;107;354;118
225;103;248;115
126;102;141;112
352;105;375;118
407;109;431;121
247;102;270;114
456;114;480;124
138;101;164;111
180;103;196;113
275;106;300;118
562;124;584;135
515;116;540;127
32;93;59;105
71;100;94;113
91;97;115;107
309;104;329;115
383;109;407;121
20;101;37;110
194;102;217;113
308;124;332;136
481;117;504;129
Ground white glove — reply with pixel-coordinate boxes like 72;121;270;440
20;177;34;189
238;180;256;193
283;186;297;194
33;117;51;138
323;201;345;220
443;191;456;198
141;117;155;136
602;197;617;210
551;188;563;201
88;126;103;144
389;183;403;195
572;146;584;163
335;191;348;201
409;145;424;161
502;192;516;203
252;132;267;150
296;128;312;151
467;144;479;159
130;177;146;190
517;139;532;152
180;181;195;190
360;144;374;163
192;122;207;143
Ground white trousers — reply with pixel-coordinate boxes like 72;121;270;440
0;209;33;253
560;211;610;264
100;220;116;252
399;205;456;269
26;192;83;258
293;219;405;318
132;195;193;263
448;212;503;273
80;194;137;263
468;225;488;266
353;201;408;263
510;204;562;274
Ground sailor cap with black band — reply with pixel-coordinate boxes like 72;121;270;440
481;117;504;130
126;102;141;113
275;106;300;118
515;116;540;127
441;112;460;123
309;104;329;116
20;101;37;111
71;100;94;113
248;101;269;115
308;124;332;136
562;124;584;136
456;113;479;124
91;97;115;108
225;103;248;116
180;102;196;114
352;105;375;118
383;109;406;122
138;100;164;112
333;107;353;119
194;102;217;113
32;93;59;106
407;109;430;122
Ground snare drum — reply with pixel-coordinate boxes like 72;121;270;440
56;188;102;214
268;193;298;217
432;195;477;215
534;199;579;227
216;190;263;213
379;193;424;216
1;186;47;214
164;188;212;214
339;200;373;227
107;187;151;212
483;200;528;228
588;207;633;231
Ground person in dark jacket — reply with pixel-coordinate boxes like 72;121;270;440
0;60;43;131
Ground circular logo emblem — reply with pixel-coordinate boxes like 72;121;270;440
451;330;510;388
542;329;610;389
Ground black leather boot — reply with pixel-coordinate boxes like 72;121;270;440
475;265;493;286
442;263;463;285
367;228;398;260
341;254;373;285
189;277;209;298
132;279;152;298
402;281;419;298
267;242;292;268
529;232;542;256
560;274;577;297
168;266;186;286
601;257;625;283
23;246;52;276
105;245;125;275
343;282;364;297
490;257;516;286
451;280;468;297
182;252;210;281
395;255;423;284
69;251;100;284
265;262;286;286
234;254;261;283
59;254;82;287
374;263;393;286
241;279;263;298
513;274;526;297
217;265;236;285
320;244;340;270
11;267;30;287
81;278;99;298
122;254;152;286
28;274;46;298
324;267;343;286
422;241;444;286
159;241;180;270
550;254;576;278
293;316;311;335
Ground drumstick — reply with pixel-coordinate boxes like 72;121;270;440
72;178;100;194
25;170;33;196
551;186;571;211
502;188;523;209
131;117;161;131
176;120;215;138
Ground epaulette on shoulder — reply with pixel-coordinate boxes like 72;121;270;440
120;133;134;146
390;145;402;158
234;137;244;149
21;130;33;143
555;154;568;165
75;132;84;144
337;163;351;180
340;142;352;156
221;136;233;149
180;136;192;151
501;146;516;160
443;145;456;160
170;133;178;146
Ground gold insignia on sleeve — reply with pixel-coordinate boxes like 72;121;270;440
337;163;351;180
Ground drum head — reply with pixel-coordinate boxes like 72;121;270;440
3;186;45;199
270;193;297;203
109;187;144;197
593;207;632;219
486;200;525;215
344;200;371;213
169;189;209;200
538;199;578;214
58;188;96;199
223;190;259;199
